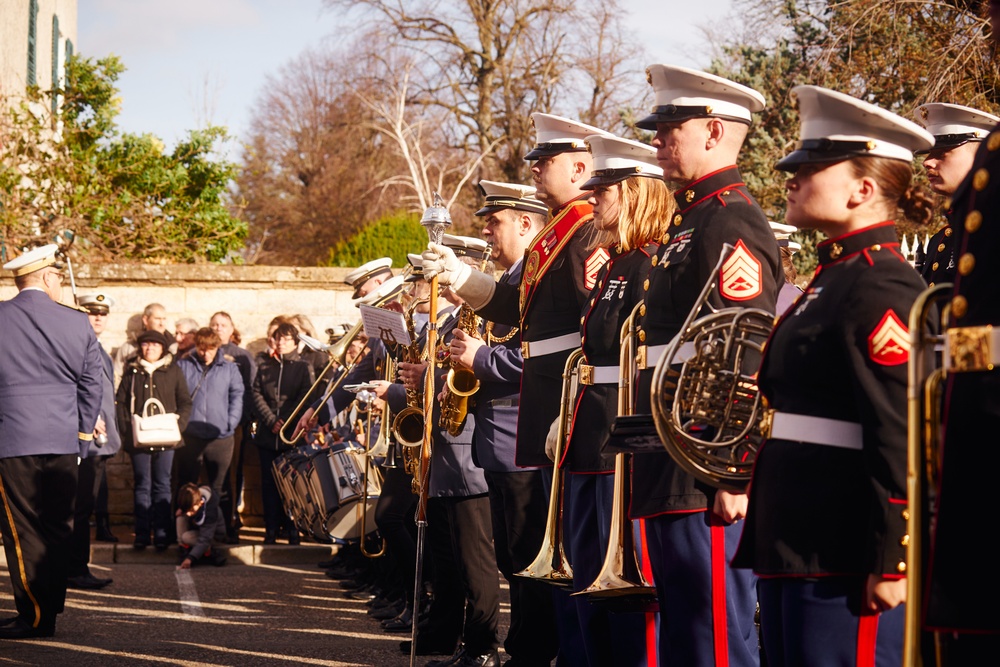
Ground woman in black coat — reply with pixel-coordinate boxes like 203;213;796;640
251;322;315;544
116;330;192;550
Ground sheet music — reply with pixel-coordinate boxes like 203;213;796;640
358;304;411;346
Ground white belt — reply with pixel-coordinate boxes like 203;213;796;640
521;332;581;359
579;364;619;385
762;411;863;450
639;341;695;370
945;325;999;373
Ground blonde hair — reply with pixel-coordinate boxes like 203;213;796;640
589;176;675;252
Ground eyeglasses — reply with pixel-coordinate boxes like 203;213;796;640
46;270;65;283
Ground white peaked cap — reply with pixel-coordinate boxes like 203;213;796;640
343;257;393;288
582;135;662;189
914;102;999;152
637;64;766;129
776;85;934;171
524;113;613;160
2;244;61;276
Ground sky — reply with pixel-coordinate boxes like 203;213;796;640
78;0;734;156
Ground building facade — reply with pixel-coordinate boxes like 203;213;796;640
1;0;78;103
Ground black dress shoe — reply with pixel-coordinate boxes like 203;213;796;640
425;646;466;667
381;606;413;632
452;649;500;667
67;574;113;590
0;616;18;626
0;618;55;639
95;516;118;543
399;637;457;656
370;599;406;620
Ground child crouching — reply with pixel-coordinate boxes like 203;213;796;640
175;483;227;569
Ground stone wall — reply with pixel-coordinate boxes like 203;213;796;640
1;262;368;535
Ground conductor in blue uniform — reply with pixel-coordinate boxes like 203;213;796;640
0;244;103;639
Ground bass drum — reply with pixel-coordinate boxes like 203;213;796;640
321;440;381;543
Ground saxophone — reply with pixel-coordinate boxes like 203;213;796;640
393;295;429;472
438;245;492;436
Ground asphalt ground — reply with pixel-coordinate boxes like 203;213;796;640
0;536;513;667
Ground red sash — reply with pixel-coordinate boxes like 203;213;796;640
519;199;592;319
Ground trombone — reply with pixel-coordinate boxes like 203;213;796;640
903;283;950;667
279;286;400;446
572;302;656;605
515;347;582;587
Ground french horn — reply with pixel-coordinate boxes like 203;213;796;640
650;243;774;493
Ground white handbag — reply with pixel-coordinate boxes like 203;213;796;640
131;397;182;449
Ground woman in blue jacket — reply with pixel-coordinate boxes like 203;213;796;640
176;328;244;541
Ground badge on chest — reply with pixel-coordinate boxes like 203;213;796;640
659;228;694;265
601;277;628;302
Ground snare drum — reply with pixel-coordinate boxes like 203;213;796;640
321;441;381;542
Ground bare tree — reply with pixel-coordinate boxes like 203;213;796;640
324;0;644;182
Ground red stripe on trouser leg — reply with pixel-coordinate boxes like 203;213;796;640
638;518;657;667
856;612;879;667
710;518;729;667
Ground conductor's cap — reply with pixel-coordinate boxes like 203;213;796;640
475;180;548;217
914;102;1000;154
2;244;62;277
582;135;662;189
524;113;613;160
776;85;934;172
636;64;766;130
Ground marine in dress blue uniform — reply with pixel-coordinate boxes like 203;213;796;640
912;103;999;287
555;134;667;667
67;292;123;590
630;64;781;667
923;109;1000;657
0;245;103;639
731;85;935;667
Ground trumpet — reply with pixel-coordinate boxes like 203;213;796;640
903;283;951;667
516;347;582;587
279;287;399;446
573;302;656;605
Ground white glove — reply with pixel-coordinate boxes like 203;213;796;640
544;417;560;463
422;243;469;288
422;242;497;309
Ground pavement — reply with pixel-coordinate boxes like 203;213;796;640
0;528;515;666
0;526;339;568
